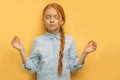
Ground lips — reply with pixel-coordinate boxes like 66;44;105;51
49;24;55;27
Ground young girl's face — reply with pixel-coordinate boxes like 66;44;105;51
43;7;63;34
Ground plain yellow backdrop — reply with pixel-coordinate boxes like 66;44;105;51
0;0;120;80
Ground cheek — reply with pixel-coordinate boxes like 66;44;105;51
54;19;59;24
44;20;50;25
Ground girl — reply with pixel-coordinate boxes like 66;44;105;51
11;3;97;80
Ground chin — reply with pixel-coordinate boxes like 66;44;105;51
48;29;56;32
48;28;56;31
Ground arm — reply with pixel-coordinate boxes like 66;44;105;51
68;39;97;73
11;36;27;64
78;40;97;65
11;36;40;73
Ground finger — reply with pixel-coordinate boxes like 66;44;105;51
12;36;17;41
93;42;97;47
88;40;94;45
93;45;97;50
90;44;96;49
15;36;18;42
17;37;20;41
14;36;20;43
13;36;19;45
15;36;19;41
16;37;22;45
11;36;17;44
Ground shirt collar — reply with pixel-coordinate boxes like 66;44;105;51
45;31;60;40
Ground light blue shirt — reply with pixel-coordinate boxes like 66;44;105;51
23;31;84;80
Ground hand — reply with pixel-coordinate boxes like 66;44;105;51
11;36;24;51
83;40;97;54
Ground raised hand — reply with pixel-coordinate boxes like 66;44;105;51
78;40;97;65
11;36;27;63
11;36;24;51
83;40;97;54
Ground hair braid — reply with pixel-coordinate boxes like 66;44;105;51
58;25;65;75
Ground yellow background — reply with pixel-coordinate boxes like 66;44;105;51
0;0;120;80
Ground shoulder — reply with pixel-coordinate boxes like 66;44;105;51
64;34;75;47
65;34;74;42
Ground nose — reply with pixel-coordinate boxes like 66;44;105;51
50;17;54;23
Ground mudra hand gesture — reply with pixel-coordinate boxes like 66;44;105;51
11;36;24;51
83;40;97;54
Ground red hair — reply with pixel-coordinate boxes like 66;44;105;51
42;3;65;75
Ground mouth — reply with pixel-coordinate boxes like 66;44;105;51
49;24;55;27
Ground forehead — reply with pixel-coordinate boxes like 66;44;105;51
44;7;58;15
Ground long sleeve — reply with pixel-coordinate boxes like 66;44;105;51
68;38;84;73
22;39;41;73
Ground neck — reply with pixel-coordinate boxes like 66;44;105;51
47;30;59;35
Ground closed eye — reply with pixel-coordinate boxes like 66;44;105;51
45;15;51;19
54;15;59;19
